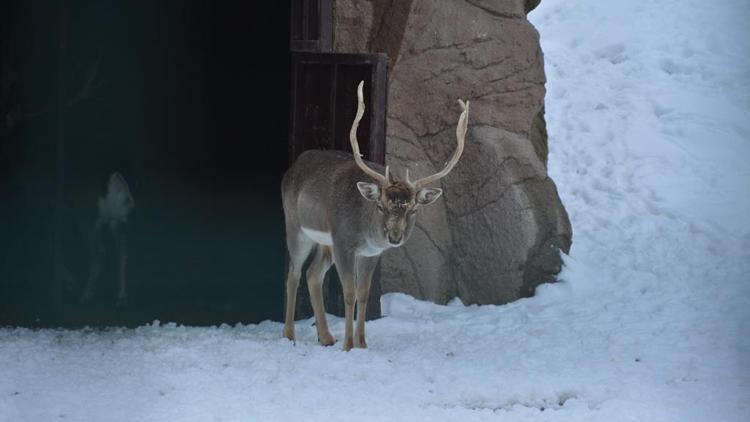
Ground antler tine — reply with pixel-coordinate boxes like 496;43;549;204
350;81;387;184
412;99;470;188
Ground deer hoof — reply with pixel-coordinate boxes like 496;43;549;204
282;325;295;342
318;332;336;347
343;336;354;352
354;336;368;349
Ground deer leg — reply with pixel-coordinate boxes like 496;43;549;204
111;223;128;307
354;256;378;349
306;246;335;346
283;266;300;341
283;233;314;342
342;278;356;351
80;224;104;304
333;249;356;351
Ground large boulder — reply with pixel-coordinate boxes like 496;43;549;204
334;0;571;304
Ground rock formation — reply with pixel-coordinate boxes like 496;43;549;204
333;0;571;304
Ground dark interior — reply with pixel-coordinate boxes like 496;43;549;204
0;0;290;327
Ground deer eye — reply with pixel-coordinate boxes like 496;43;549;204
376;203;385;214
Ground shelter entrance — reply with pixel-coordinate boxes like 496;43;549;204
0;1;388;327
0;1;290;326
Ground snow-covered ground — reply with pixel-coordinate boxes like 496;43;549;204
2;1;749;421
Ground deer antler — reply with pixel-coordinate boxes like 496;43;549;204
407;99;470;188
350;81;388;184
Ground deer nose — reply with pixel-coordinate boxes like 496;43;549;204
388;233;402;245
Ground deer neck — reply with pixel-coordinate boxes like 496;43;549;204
355;207;385;257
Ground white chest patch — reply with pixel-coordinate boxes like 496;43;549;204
357;239;388;257
301;227;334;245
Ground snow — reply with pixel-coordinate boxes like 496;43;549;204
2;1;750;421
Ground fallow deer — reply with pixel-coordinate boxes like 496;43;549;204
2;45;130;306
68;172;135;307
281;81;469;350
80;172;135;305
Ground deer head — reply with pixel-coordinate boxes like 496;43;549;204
350;81;470;246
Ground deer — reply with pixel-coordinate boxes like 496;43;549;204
281;81;469;350
73;171;135;307
2;43;132;306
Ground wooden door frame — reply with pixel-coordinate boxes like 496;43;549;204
289;52;387;164
287;52;388;321
290;0;333;52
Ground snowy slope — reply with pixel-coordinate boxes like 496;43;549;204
2;1;749;421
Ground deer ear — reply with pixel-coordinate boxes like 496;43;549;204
356;182;380;202
417;187;442;205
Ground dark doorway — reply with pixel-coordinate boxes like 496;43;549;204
0;1;290;327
